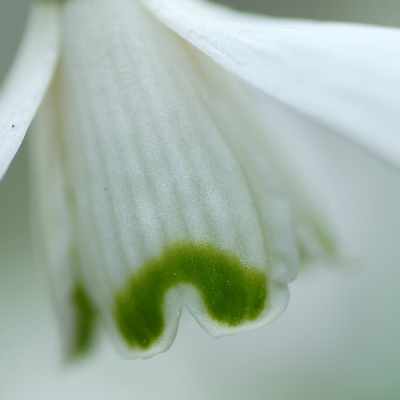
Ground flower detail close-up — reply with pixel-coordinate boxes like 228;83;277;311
1;0;400;398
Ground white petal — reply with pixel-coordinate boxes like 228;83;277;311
47;0;297;359
0;1;59;181
185;46;344;268
142;0;400;169
33;81;98;360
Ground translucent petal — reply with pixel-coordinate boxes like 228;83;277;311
33;76;98;360
142;0;400;169
0;1;59;181
44;0;297;359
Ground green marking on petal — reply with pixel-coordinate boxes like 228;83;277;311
70;283;97;359
114;242;267;349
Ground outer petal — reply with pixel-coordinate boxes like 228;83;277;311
0;1;59;181
142;0;400;169
39;0;297;359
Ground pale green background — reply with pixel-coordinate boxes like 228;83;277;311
1;1;400;399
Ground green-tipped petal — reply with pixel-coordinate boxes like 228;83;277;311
33;78;98;360
0;1;59;181
34;0;298;359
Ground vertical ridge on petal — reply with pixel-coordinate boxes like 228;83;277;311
52;0;296;359
179;38;343;271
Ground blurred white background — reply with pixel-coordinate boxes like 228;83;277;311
1;1;400;399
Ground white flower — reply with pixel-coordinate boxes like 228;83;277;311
1;0;400;362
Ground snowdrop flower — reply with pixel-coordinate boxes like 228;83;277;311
1;0;400;362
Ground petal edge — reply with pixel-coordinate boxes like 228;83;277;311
0;1;59;181
142;0;400;169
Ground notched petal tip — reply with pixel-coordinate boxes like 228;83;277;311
114;241;268;356
0;1;59;181
41;0;296;361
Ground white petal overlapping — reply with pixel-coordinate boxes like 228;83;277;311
0;1;59;180
142;0;400;169
2;0;398;361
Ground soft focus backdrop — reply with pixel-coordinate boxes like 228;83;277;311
1;1;400;399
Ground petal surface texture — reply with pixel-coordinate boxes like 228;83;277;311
0;1;59;180
41;0;298;359
142;0;400;168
